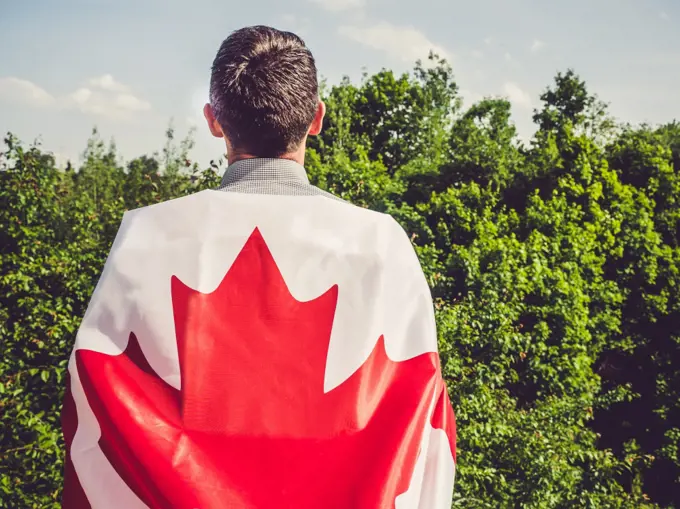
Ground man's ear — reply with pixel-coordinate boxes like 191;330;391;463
307;100;326;136
203;103;224;138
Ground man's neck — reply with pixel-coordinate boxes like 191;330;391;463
227;150;305;167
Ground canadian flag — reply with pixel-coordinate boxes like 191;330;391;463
61;190;456;508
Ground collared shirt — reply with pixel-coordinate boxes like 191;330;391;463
218;158;343;202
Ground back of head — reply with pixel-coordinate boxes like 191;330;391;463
209;26;319;158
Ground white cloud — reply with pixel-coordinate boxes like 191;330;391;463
0;77;56;107
338;22;450;63
114;93;151;112
471;50;484;59
483;37;493;46
279;14;312;36
459;88;484;107
87;74;130;93
660;11;670;20
502;82;532;109
69;87;92;105
0;75;150;121
309;0;364;11
531;39;545;53
66;87;150;119
50;150;79;168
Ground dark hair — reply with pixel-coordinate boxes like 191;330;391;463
209;25;319;157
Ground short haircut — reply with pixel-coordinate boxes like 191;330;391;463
209;25;319;157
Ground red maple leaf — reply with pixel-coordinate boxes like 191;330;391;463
64;228;455;509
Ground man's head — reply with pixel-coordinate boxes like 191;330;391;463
204;25;325;161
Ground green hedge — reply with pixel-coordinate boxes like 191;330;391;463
1;58;679;508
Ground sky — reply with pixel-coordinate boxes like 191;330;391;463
0;0;678;168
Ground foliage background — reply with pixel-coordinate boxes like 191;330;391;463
1;56;679;507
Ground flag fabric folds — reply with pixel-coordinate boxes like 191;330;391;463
61;190;456;508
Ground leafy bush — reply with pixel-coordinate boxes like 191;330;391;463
1;59;678;508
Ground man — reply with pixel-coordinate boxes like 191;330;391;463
62;26;456;509
204;25;335;199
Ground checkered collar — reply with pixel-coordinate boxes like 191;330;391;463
220;158;310;187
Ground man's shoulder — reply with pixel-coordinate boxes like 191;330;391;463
308;184;348;203
111;190;421;297
122;189;405;243
304;186;406;234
